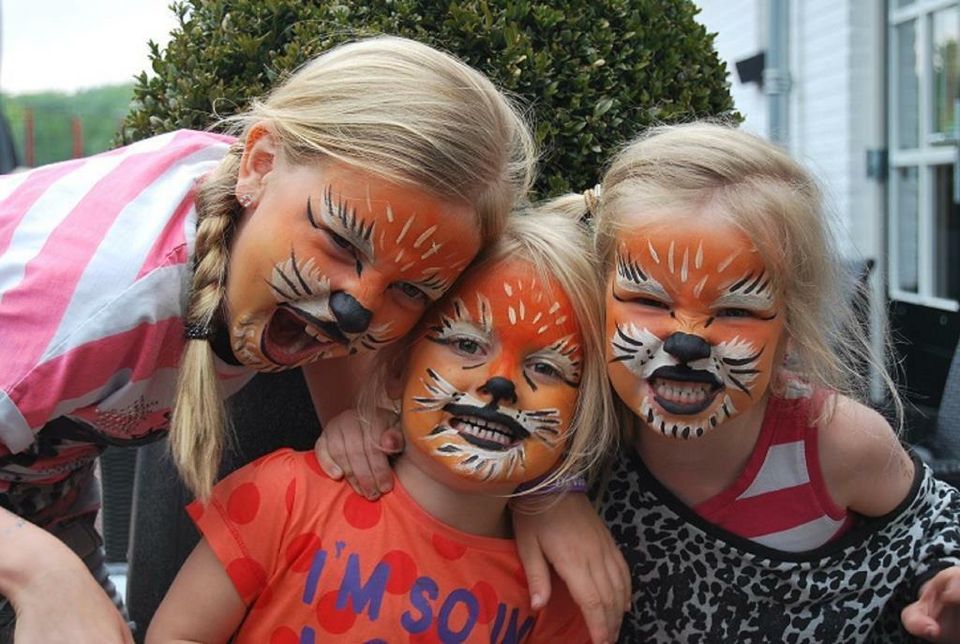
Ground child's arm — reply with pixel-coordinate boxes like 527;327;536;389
304;355;402;499
820;395;960;641
513;493;631;644
901;567;960;642
146;539;246;644
818;395;915;516
0;506;133;643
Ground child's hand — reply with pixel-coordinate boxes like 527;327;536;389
513;493;631;644
314;408;403;499
902;566;960;642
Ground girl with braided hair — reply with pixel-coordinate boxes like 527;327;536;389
147;206;616;644
0;35;545;643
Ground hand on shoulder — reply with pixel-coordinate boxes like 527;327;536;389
818;394;914;517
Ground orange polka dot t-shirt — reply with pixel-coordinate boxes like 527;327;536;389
187;448;589;643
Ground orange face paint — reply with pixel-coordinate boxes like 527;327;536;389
225;162;480;370
401;258;583;486
605;214;786;439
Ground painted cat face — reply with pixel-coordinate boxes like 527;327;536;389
401;258;583;487
224;161;480;371
605;213;786;439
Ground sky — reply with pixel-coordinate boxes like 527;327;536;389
2;0;178;95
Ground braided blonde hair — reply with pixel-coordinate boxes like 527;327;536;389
173;36;536;499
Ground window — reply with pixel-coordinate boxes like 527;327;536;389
889;1;960;311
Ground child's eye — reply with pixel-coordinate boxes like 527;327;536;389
635;297;670;310
327;230;353;250
455;338;482;354
531;362;560;378
393;282;428;303
717;308;753;318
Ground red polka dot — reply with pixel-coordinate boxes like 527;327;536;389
286;533;322;573
512;565;529;589
305;453;330;479
285;478;296;515
226;557;266;599
381;549;418;594
472;580;499;624
409;626;442;644
269;626;299;644
316;589;357;634
253;584;274;609
343;492;382;530
227;482;260;524
186;502;204;522
431;533;466;560
410;624;443;644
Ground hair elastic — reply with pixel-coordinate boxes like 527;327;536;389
184;322;213;341
582;184;602;217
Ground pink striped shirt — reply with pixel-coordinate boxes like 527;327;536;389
0;130;253;520
695;390;853;552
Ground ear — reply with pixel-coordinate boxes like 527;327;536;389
235;122;279;204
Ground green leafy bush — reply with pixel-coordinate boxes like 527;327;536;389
121;0;736;197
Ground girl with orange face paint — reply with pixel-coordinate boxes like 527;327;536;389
571;122;960;643
606;217;786;440
147;208;617;644
0;36;538;643
400;257;585;489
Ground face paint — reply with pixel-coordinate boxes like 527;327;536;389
401;259;583;487
224;161;480;371
605;214;786;439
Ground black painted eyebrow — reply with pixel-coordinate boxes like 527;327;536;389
305;187;376;260
616;249;648;284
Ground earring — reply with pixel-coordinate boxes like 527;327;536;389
238;194;254;208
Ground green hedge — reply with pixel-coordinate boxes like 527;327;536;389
121;0;737;197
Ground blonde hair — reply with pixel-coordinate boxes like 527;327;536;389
591;121;901;435
367;206;616;492
173;36;536;499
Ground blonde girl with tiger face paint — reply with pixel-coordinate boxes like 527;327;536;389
589;122;960;644
226;133;481;372
398;257;584;492
605;211;786;441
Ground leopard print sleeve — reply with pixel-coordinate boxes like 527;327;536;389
905;467;960;594
601;449;960;643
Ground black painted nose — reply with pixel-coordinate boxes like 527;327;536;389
329;291;372;334
663;332;712;362
479;376;518;406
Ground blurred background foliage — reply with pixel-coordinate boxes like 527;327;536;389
120;0;737;197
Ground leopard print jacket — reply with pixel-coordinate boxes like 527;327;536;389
599;449;960;643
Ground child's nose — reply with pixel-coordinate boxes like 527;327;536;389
329;291;372;334
478;376;518;407
663;331;712;363
343;271;390;325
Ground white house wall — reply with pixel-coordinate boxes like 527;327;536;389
697;0;769;135
695;0;885;265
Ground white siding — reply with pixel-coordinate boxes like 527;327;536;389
697;0;768;136
695;0;884;263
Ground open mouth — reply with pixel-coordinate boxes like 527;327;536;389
442;403;530;451
261;305;346;366
648;365;723;415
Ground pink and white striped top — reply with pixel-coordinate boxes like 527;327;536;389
695;390;853;552
0;130;253;521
